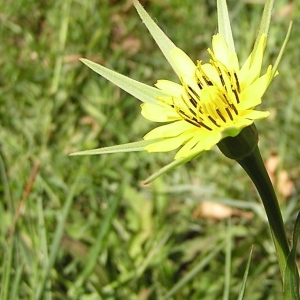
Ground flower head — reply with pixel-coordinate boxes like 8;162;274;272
72;0;288;181
142;33;273;159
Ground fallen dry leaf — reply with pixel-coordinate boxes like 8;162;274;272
265;154;294;201
120;35;141;55
277;2;293;19
192;201;253;220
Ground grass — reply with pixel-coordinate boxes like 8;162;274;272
0;0;299;299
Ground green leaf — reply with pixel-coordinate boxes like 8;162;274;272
70;186;122;295
284;211;300;299
142;152;200;185
217;0;235;53
70;139;163;156
161;241;226;300
237;246;253;300
80;59;167;105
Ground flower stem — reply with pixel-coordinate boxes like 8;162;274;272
237;145;289;278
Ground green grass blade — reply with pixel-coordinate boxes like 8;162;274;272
0;153;14;300
162;241;226;300
50;0;72;93
0;237;14;300
37;196;51;300
35;169;83;300
69;186;123;296
237;246;253;300
10;263;24;300
223;220;232;300
284;211;300;299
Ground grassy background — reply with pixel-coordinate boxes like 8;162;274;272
0;0;299;299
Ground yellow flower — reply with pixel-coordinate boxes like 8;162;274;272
142;34;273;159
73;0;291;181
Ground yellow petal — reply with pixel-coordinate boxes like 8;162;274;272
211;34;239;70
240;110;270;120
141;103;180;122
155;80;184;96
201;63;222;86
145;131;194;153
238;66;272;110
144;120;193;140
169;47;197;78
239;35;266;86
175;131;221;159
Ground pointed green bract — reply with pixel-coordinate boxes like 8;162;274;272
251;0;274;66
70;139;163;156
133;0;177;70
257;0;274;38
271;22;293;78
80;59;167;105
217;0;235;53
142;153;200;185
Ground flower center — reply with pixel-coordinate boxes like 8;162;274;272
175;61;241;131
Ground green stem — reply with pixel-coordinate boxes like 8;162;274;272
237;145;289;278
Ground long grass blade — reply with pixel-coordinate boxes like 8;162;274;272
237;246;253;300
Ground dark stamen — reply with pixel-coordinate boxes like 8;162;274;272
185;118;201;127
234;73;241;93
208;116;220;127
226;107;233;120
231;103;238;115
219;75;226;87
189;108;196;116
198;83;203;89
233;89;240;104
189;98;197;108
198;121;212;131
216;109;226;123
178;109;190;118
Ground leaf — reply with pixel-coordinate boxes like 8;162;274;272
80;58;167;104
194;202;235;220
265;154;294;199
237;246;253;300
284;211;300;299
161;241;226;300
70;139;162;156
